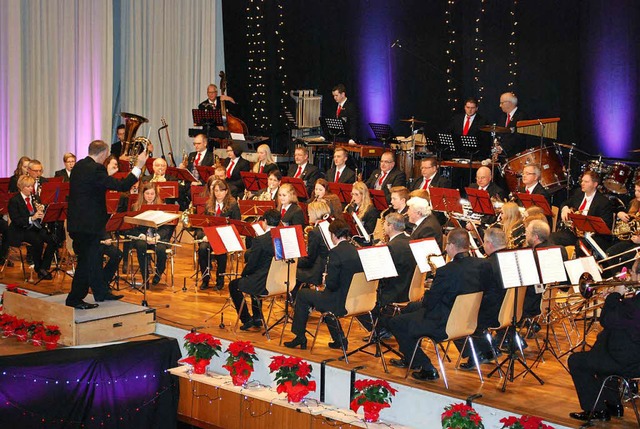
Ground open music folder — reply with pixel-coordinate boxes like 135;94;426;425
496;248;541;288
535;246;568;284
564;256;602;292
271;225;307;260
409;238;445;274
317;220;336;250
357;246;398;281
202;225;246;255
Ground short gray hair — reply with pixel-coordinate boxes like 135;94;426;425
406;197;432;217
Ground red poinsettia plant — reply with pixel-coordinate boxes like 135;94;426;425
0;313;61;349
269;355;316;403
179;331;222;374
441;403;484;429
350;378;398;423
222;340;258;386
500;415;554;429
0;284;28;313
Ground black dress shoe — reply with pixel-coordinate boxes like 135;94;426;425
389;358;421;370
214;276;225;291
96;293;124;302
199;280;210;290
605;400;624;418
412;368;439;381
284;336;307;350
239;319;261;331
0;259;14;267
38;269;53;280
328;339;348;350
67;301;99;310
151;274;161;285
569;410;610;421
459;354;490;371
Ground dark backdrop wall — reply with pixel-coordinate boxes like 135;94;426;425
222;0;640;160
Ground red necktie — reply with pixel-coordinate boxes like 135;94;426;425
505;114;511;127
194;152;201;167
336;105;342;118
281;208;286;217
226;160;235;178
259;164;264;173
422;178;431;190
294;166;302;179
463;116;471;136
377;171;387;188
25;196;34;213
578;198;587;212
526;188;531;194
216;204;222;216
335;170;341;182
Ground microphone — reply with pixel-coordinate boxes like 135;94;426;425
391;39;401;48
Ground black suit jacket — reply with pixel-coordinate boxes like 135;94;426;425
8;193;38;244
595;292;640;373
238;230;275;295
224;157;251;198
54;169;71;182
560;190;614;248
498;109;528;156
297;226;330;285
410;172;452;192
187;150;215;172
447;113;488;138
478;251;508;329
365;168;406;203
287;163;323;198
204;201;241;220
198;97;221;110
326;166;356;184
468;181;507;201
281;203;305;226
379;233;416;306
111;141;123;157
322;240;364;316
523;182;552;207
410;214;443;247
336;99;359;141
67;156;139;236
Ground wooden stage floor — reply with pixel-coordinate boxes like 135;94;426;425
1;244;637;429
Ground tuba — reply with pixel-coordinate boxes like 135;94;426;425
120;112;150;167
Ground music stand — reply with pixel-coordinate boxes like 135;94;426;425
118;159;131;173
0;178;10;193
192;108;223;127
437;133;457;155
320;116;346;145
166;167;198;183
369;189;390;211
328;182;352;204
185;214;228;288
155;182;179;201
516;192;552;217
429;187;463;214
238;200;275;219
281;177;308;200
33;202;70;284
460;135;480;184
568;214;612;236
241;171;268;192
106;192;122;214
464;188;496;216
195;166;216;183
369;123;395;147
105;211;137;290
40;182;70;204
228;219;258;238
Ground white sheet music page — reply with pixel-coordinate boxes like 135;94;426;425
564;256;602;287
217;225;244;252
409;238;445;273
352;212;370;243
317;220;336;250
252;223;266;236
496;251;523;288
536;247;568;284
135;210;180;226
357;246;398;281
279;227;301;259
514;249;541;286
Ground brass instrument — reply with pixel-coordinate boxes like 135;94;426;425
32;201;46;229
343;200;355;214
181;204;196;228
181;150;189;168
372;206;392;244
599;246;640;273
578;272;640;299
612;212;640;240
426;253;443;276
150;174;167;183
121;112;149;157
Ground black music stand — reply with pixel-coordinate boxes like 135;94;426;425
516;193;552;217
437;133;457;157
369;123;395;147
241;172;268;192
328;182;352;204
192;108;223;127
105;211;137;291
460;135;480;184
320;116;346;145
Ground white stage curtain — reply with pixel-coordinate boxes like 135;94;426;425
0;0;224;177
115;0;225;163
0;0;114;177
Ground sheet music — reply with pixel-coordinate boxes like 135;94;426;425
468;232;485;258
496;249;540;288
584;232;607;259
252;223;266;236
352;212;370;243
535;247;568;284
514;249;540;286
317;220;336;250
134;210;180;226
357;246;398;281
230;132;245;141
496;252;524;288
217;225;244;252
279;227;301;259
564;256;603;286
409;238;445;273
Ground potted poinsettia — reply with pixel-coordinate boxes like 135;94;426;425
350;378;398;423
223;340;258;386
441;403;484;429
500;415;554;429
269;355;316;403
179;331;222;374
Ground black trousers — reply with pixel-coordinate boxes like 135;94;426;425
101;243;122;287
134;241;168;279
229;278;263;323
387;306;437;371
18;227;56;272
568;349;626;412
67;232;108;305
291;289;344;342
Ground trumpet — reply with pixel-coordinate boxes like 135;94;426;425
181;204;196;228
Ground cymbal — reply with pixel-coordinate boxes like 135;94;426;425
400;117;426;124
479;125;511;134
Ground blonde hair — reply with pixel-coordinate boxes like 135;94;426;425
252;144;276;172
351;181;373;220
277;183;299;209
307;201;331;224
501;202;523;237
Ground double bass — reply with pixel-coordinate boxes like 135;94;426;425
219;70;249;135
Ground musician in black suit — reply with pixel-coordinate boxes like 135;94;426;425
410;157;452;192
198;84;236;110
446;97;488;138
568;264;640;422
357;213;416;337
223;142;251;198
496;92;528;156
387;228;490;381
519;164;551;207
54;153;76;182
228;209;280;330
407;196;443;247
344;181;380;242
26;160;48;198
179;133;214;175
295;201;331;289
332;83;359;143
285;219;364;350
465;166;507;233
65;140;145;309
197;179;241;290
278;183;305;226
364;152;406;203
8;175;57;280
287;146;322;199
553;170;614;250
110;124;126;158
326;147;356;184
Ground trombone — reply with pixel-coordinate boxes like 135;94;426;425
598;246;640;272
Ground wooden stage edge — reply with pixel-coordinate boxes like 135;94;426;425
0;250;635;428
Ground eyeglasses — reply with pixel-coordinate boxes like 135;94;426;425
380;160;393;164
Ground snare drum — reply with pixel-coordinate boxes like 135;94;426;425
503;145;567;193
603;162;632;194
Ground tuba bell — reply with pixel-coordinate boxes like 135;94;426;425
120;112;149;158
